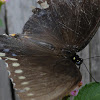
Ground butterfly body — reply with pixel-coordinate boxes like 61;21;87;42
71;54;83;65
0;0;100;100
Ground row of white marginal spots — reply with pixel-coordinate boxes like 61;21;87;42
0;51;35;98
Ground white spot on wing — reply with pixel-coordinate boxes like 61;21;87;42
10;78;13;82
15;69;23;73
3;33;8;36
24;87;30;91
13;83;16;87
0;52;5;57
18;76;26;79
5;63;8;68
21;82;29;85
6;57;18;61
0;57;2;60
41;1;49;9
12;62;20;67
7;70;11;76
27;93;34;96
31;99;35;100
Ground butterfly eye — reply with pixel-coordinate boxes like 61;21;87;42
73;57;76;60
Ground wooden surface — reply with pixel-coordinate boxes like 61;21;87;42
0;0;100;100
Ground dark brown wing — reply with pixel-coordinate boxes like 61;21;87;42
23;0;100;52
6;56;81;100
0;35;58;56
0;35;81;100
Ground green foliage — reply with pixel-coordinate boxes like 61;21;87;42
0;1;5;27
74;82;100;100
0;19;3;26
66;98;70;100
62;96;70;100
0;2;4;11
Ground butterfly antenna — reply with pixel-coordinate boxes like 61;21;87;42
83;56;100;60
83;62;98;83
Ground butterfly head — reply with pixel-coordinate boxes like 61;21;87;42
72;54;83;65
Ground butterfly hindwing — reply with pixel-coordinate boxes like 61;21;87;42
5;55;81;100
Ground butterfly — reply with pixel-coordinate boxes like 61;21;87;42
0;0;100;100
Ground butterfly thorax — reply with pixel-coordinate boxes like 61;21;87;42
61;49;83;65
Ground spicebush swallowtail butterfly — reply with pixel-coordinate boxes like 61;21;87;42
0;0;100;100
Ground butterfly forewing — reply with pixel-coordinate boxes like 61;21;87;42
0;35;58;56
23;0;100;52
